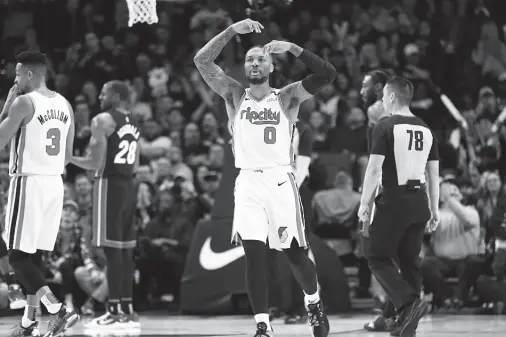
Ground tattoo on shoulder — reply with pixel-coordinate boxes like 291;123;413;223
283;83;300;109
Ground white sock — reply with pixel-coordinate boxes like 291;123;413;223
304;291;320;307
40;294;62;314
254;313;272;330
21;305;38;328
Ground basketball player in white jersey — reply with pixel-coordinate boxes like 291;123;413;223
358;76;440;337
194;19;336;337
0;51;78;337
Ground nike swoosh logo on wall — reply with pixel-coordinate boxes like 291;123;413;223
278;181;286;186
199;237;245;271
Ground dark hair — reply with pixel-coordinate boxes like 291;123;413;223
248;45;264;52
106;80;130;101
386;76;414;105
15;50;48;66
367;69;389;87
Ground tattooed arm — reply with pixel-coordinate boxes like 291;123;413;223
263;41;337;122
193;19;263;119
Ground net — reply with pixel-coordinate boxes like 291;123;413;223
126;0;159;27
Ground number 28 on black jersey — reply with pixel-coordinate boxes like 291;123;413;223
96;110;140;178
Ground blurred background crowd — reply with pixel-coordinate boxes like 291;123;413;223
0;0;505;318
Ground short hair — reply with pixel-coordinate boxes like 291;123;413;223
386;76;414;106
367;69;389;87
15;50;47;67
106;80;130;101
247;45;264;53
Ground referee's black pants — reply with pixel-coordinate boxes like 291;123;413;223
364;188;430;312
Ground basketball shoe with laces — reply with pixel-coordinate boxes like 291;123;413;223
84;312;123;329
306;301;329;337
43;304;79;337
118;311;141;329
391;299;429;337
9;322;40;337
8;284;27;310
254;322;274;337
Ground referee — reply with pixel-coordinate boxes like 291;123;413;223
358;76;440;337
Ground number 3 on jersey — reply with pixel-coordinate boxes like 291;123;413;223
114;140;137;164
46;128;61;156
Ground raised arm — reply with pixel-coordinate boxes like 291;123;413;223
70;113;115;171
64;100;75;166
264;41;337;121
0;95;33;150
193;19;262;117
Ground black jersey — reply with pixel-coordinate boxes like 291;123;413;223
96;109;140;178
370;115;439;192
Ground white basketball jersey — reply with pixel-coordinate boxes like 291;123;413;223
9;91;71;176
232;89;295;169
392;123;433;185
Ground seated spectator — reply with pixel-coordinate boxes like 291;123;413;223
74;265;107;316
195;170;221;221
421;181;483;310
167;146;193;183
475;245;506;314
137;189;194;306
476;179;506;313
312;170;361;244
139;119;172;161
45;200;97;311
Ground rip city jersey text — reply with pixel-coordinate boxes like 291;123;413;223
96;110;140;177
231;89;295;169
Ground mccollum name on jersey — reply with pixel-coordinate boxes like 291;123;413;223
37;109;69;125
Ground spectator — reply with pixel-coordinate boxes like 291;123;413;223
45;200;95;311
139;119;172;162
167;146;193;183
137;189;194;305
421;181;483;310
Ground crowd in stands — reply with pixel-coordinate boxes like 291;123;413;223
0;0;506;316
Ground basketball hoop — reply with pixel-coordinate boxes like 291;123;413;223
126;0;159;27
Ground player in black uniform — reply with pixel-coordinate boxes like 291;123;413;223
70;80;141;329
358;77;440;337
360;70;399;333
361;70;390;153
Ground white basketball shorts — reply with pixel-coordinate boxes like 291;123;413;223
5;175;63;253
231;166;308;251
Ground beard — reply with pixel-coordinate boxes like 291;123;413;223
248;75;269;85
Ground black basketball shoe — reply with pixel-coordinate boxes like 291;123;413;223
307;301;330;337
254;322;274;337
395;299;429;337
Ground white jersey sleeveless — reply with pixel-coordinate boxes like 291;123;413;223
9;91;71;176
231;89;295;169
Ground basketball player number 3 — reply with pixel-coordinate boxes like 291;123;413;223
264;126;276;144
114;140;137;164
46;128;61;156
406;130;423;151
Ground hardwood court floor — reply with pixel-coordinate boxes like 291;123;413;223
0;313;504;336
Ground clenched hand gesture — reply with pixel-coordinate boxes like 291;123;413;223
263;40;293;54
231;19;264;34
